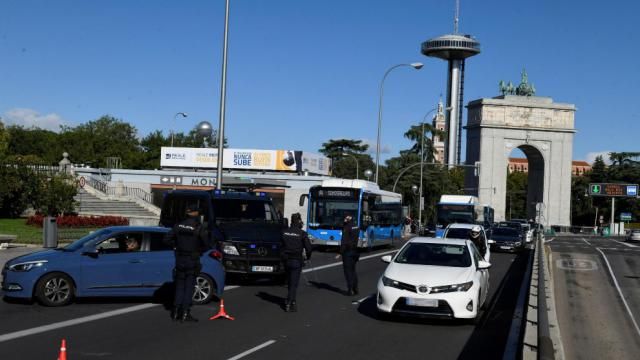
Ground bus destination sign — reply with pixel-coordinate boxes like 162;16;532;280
588;183;639;197
317;189;357;198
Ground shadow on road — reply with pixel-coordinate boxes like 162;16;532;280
255;291;286;311
457;249;533;360
356;296;467;327
308;281;346;296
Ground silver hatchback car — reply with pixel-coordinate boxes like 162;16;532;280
626;229;640;242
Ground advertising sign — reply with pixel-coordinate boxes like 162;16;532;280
620;212;632;221
588;183;639;197
160;147;330;175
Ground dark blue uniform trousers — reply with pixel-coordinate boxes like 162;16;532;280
174;255;200;310
286;259;303;303
342;250;359;292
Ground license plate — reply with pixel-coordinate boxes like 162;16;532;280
406;298;438;307
251;266;274;272
500;246;512;250
326;241;339;246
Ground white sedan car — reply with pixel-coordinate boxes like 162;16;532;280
377;237;490;321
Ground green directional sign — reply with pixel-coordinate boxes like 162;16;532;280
590;184;601;194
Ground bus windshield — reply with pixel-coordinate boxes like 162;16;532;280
308;188;359;230
437;204;475;227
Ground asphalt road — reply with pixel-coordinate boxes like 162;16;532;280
0;241;530;360
549;235;640;359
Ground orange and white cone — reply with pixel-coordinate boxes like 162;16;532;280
209;299;235;320
57;339;67;360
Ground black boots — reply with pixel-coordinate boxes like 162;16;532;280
181;309;199;322
172;307;198;322
284;301;297;312
171;307;182;321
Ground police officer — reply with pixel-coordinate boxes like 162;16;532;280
166;203;211;322
469;225;487;258
339;214;360;296
281;213;312;312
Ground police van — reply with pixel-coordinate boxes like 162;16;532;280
160;189;285;277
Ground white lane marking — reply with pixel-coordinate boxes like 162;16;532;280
352;295;373;305
614;240;639;248
302;249;397;274
582;238;592;246
544;238;555;243
0;249;394;343
226;340;276;360
0;303;158;343
595;248;640;338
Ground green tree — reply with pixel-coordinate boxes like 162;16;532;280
319;139;371;179
505;170;528;220
0;161;42;217
59;115;142;168
139;130;170;169
0;120;9;160
6;125;62;164
403;122;444;162
33;174;78;216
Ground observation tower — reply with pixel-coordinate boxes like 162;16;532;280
421;1;480;165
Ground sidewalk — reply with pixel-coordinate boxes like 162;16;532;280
0;244;43;282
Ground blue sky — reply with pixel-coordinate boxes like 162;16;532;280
1;0;638;164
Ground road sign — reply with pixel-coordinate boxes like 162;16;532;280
588;183;639;197
78;176;86;188
620;212;632;221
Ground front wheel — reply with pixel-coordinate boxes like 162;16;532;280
35;272;75;307
192;273;217;305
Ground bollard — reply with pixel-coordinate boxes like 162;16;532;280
43;216;59;248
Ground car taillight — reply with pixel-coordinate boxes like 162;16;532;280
209;250;223;260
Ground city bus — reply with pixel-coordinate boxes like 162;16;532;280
300;179;403;249
435;195;494;237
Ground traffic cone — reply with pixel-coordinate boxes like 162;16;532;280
209;299;235;320
57;339;67;360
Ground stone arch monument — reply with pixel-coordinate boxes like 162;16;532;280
464;95;576;227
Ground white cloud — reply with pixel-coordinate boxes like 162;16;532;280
360;138;392;154
585;151;612;165
1;108;68;132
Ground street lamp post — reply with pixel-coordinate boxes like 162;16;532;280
342;153;360;180
364;169;373;181
171;112;188;147
375;62;424;184
418;108;438;229
216;0;231;190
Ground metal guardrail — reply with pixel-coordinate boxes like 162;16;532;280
537;235;555;360
85;176;154;206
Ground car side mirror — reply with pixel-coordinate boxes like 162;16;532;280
478;260;491;270
82;247;99;258
381;255;392;263
488;239;496;244
299;194;308;207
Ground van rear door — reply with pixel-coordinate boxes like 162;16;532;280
159;192;212;228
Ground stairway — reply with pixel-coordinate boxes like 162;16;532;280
74;189;159;218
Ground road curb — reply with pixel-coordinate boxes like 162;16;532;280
522;238;564;360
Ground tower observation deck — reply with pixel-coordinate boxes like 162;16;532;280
421;32;480;165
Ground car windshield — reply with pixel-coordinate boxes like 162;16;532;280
492;228;520;236
395;242;471;267
63;228;112;251
445;228;471;239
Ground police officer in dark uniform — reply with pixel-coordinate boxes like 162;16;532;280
339;214;360;296
166;203;211;322
281;213;312;312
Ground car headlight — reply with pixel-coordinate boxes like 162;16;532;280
222;243;240;256
515;241;522;246
8;260;48;272
382;275;396;287
430;281;474;293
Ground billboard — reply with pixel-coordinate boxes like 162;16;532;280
160;147;330;175
588;183;639;197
